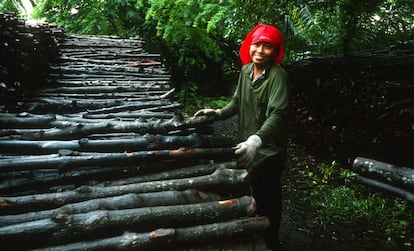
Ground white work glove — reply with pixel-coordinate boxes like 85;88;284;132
193;108;221;117
234;134;262;169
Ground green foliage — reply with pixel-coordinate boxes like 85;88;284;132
33;0;147;36
144;0;235;95
300;160;414;246
285;146;414;248
310;184;413;245
179;92;231;115
30;0;413;95
0;0;23;15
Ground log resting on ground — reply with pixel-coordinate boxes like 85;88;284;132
353;157;414;190
0;196;256;244
0;134;235;154
0;147;235;171
0;167;248;212
0;189;223;226
31;217;269;251
356;176;414;203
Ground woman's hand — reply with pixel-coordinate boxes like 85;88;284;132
234;135;262;169
193;108;221;117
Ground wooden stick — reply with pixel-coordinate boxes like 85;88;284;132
31;217;268;251
0;167;246;211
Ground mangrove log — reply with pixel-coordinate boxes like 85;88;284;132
353;157;414;190
32;217;268;251
16;119;183;140
356;176;414;203
0;161;237;195
0;160;227;194
0;113;56;129
0;189;222;226
0;196;256;243
0;147;235;171
0;167;247;212
0;134;234;154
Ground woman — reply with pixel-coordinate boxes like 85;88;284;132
195;24;290;250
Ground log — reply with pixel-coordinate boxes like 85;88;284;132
34;85;170;95
352;157;414;190
0;167;247;212
58;55;162;66
0;113;56;129
0;160;237;195
62;34;145;47
15;119;183;140
84;100;177;115
157;235;267;251
0;196;256;244
0;189;222;226
95;161;238;186
27;98;174;114
49;73;171;82
0;160;219;194
81;111;174;120
356;176;414;203
0;134;234;154
0;148;235;171
52;80;170;88
53;64;166;75
31;217;269;251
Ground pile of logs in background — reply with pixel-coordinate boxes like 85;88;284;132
0;13;268;250
0;12;64;110
285;42;414;167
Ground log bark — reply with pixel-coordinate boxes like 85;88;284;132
352;157;414;190
0;167;247;212
0;113;56;129
53;64;167;76
81;111;174;120
0;196;256;244
356;176;414;203
27;98;174;114
49;73;170;82
15;119;183;140
58;55;162;66
0;147;235;171
34;85;170;95
157;235;267;251
84;100;177;115
31;217;268;251
0;160;237;195
0;189;222;226
0;134;234;154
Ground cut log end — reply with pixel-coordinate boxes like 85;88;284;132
149;228;175;240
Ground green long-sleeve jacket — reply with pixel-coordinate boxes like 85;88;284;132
220;62;290;167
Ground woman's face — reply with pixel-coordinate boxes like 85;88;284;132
249;42;276;66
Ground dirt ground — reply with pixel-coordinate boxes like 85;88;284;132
212;116;411;251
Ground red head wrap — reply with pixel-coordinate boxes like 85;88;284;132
239;24;284;65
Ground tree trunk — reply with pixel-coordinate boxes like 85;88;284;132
352;157;414;190
0;167;247;212
0;196;256;244
0;134;234;154
356;176;414;204
31;217;269;251
0;189;222;226
0;160;235;195
0;148;235;171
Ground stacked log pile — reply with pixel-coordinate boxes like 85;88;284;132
0;12;64;111
0;21;268;250
285;42;414;167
